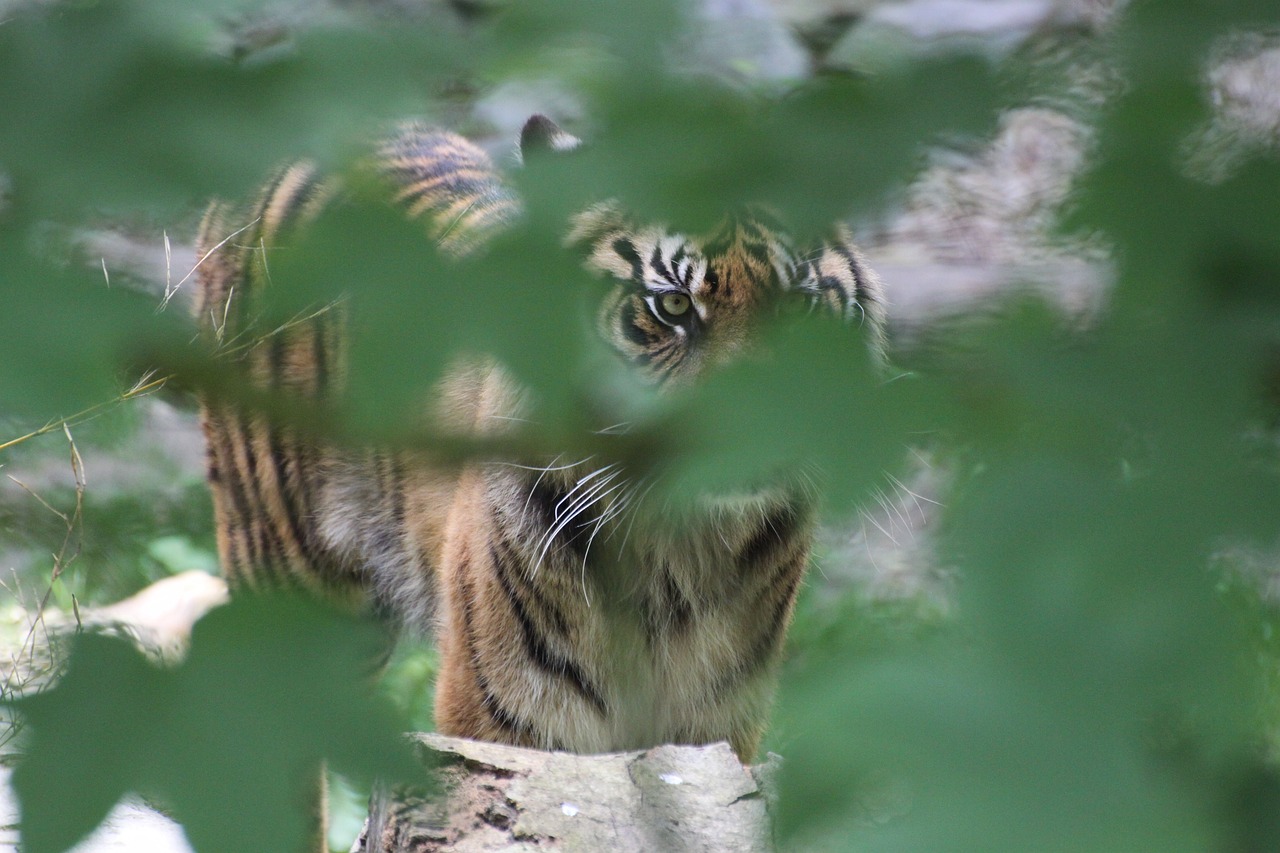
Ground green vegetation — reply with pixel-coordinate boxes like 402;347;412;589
3;0;1280;851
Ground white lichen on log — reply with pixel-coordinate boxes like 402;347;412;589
356;733;781;853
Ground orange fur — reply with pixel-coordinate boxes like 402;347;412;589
195;119;887;775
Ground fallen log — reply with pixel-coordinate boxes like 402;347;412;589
356;734;781;853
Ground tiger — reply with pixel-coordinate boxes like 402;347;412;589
194;114;887;772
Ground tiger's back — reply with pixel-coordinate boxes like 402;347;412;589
195;116;886;761
196;125;519;620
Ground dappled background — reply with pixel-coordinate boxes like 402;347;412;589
4;0;1280;851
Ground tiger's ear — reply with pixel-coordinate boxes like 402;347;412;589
518;114;610;255
564;201;632;254
519;114;582;162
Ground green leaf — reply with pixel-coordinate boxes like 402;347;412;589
0;0;461;218
0;232;186;422
653;316;943;508
9;595;425;853
11;634;167;853
265;197;596;434
519;58;1001;237
1114;0;1280;85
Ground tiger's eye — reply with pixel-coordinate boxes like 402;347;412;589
661;293;691;317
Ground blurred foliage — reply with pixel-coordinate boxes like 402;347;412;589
0;399;215;607
777;1;1280;850
10;596;424;853
1;0;1280;851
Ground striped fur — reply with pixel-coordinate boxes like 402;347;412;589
195;117;887;767
570;201;887;385
378;123;521;257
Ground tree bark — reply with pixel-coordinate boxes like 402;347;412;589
355;734;781;853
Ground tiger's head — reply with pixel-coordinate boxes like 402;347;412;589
568;202;887;385
519;115;888;386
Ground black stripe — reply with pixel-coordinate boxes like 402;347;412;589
210;461;252;577
524;476;563;542
385;453;407;542
472;657;539;745
662;568;693;634
738;503;803;570
703;227;733;258
818;274;851;315
643;337;678;367
458;572;540;744
649;244;679;287
258;504;297;588
712;557;804;700
251;425;294;551
671;245;688;286
612;237;644;282
358;455;396;573
754;567;804;662
612;334;655;367
641;564;693;644
247;348;312;581
224;248;252;337
523;475;589;561
620;299;653;348
756;548;808;612
205;443;222;484
266;427;329;579
492;552;607;717
237;413;300;588
491;537;569;636
704;268;720;294
279;170;323;236
312;319;330;398
743;239;773;267
201;218;244;335
251;165;318;254
403;172;500;207
357;454;406;585
830;242;872;312
794;260;814;286
479;679;537;744
212;411;266;575
267;336;288;404
253;167;295;230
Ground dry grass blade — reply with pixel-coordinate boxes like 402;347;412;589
0;374;169;454
158;215;260;313
162;229;173;305
0;427;88;749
